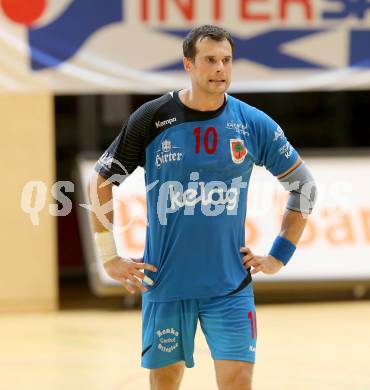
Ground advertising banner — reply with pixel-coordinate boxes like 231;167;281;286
1;0;370;93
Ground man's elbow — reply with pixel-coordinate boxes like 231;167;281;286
279;162;318;215
87;171;113;201
302;178;318;215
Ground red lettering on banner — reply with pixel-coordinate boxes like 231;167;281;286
140;0;315;23
213;0;222;21
279;0;312;20
159;0;165;20
240;0;271;21
141;0;149;21
159;0;194;22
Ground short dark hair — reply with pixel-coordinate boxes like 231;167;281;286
183;25;234;61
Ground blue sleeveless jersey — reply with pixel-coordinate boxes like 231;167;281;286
95;92;298;302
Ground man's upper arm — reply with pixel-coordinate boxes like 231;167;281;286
251;110;318;213
277;157;302;179
94;95;170;186
94;117;143;186
252;108;299;177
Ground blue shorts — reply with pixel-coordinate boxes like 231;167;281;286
141;292;257;369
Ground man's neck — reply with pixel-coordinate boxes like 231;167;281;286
178;88;225;112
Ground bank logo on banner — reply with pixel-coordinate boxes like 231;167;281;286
0;0;124;70
1;0;370;91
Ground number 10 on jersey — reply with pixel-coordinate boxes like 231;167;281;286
193;127;218;155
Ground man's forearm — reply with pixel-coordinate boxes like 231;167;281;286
267;209;310;267
278;209;308;245
88;172;114;233
270;159;317;265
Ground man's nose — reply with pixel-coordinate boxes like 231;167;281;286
216;60;224;72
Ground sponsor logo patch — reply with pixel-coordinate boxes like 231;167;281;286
156;328;180;353
155;139;183;168
279;141;294;159
274;126;284;142
226;121;249;136
230;139;247;164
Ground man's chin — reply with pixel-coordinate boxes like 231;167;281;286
207;82;229;93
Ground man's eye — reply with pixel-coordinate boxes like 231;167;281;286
207;58;215;63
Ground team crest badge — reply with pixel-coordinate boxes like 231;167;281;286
230;139;247;164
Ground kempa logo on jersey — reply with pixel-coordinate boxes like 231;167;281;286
155;139;183;168
156;328;179;353
155;117;177;129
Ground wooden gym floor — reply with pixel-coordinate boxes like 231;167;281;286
0;301;369;390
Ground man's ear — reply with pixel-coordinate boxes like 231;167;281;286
183;57;192;72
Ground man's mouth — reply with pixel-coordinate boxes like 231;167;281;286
209;79;226;83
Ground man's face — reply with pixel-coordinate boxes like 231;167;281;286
184;37;233;95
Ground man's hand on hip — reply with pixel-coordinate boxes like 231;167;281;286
103;257;157;294
240;247;284;275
